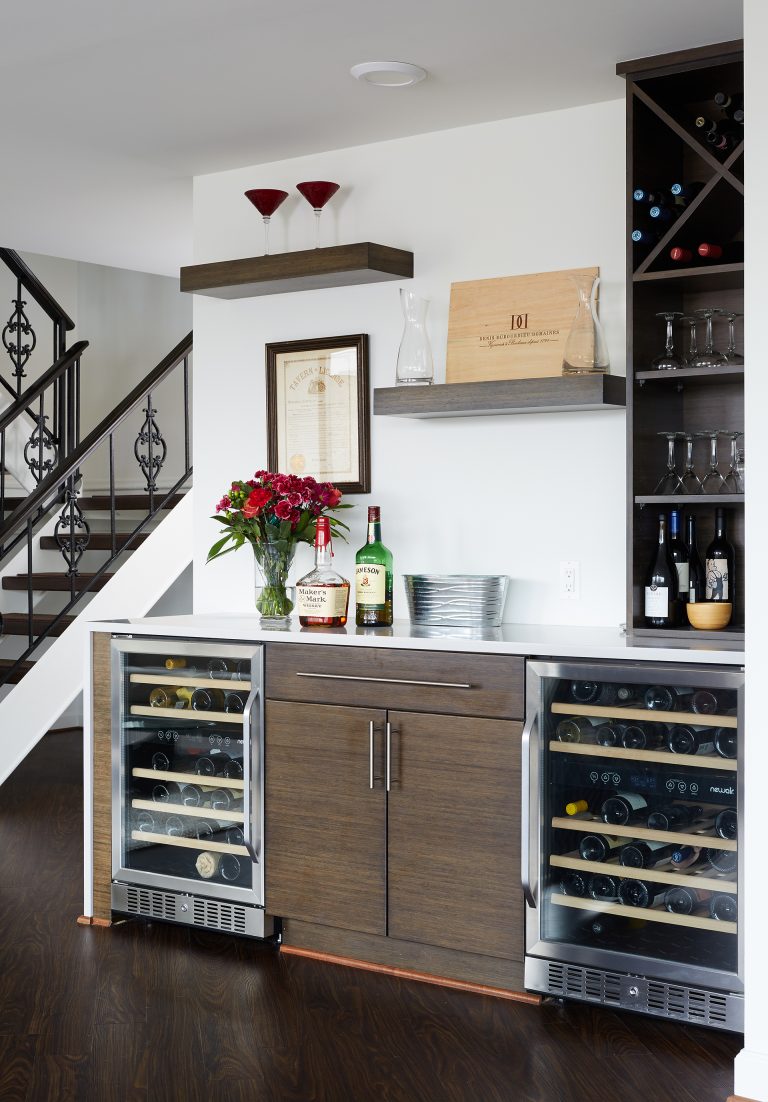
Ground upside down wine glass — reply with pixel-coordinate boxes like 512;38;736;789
244;189;289;255
695;429;727;493
652;312;683;370
722;430;745;492
690;307;727;369
654;431;685;494
296;181;340;248
722;311;744;366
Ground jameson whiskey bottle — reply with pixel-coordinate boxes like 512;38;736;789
355;506;393;627
296;517;350;627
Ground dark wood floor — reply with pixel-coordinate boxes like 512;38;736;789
0;730;741;1102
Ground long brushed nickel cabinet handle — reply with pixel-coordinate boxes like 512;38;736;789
369;721;375;790
386;721;392;793
295;672;472;690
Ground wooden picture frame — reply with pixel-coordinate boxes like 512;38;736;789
266;334;370;494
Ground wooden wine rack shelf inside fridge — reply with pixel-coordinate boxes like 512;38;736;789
619;41;745;643
132;767;244;790
551;893;736;934
132;798;244;823
130;831;249;857
129;672;252;692
550;852;737;895
549;741;736;772
551;816;736;852
130;705;242;725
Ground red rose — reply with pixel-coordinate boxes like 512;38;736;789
274;499;293;520
242;486;271;518
319;484;342;507
287;492;303;508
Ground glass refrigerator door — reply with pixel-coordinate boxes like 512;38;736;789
530;662;742;990
112;639;263;904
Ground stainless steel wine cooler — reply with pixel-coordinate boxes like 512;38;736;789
109;637;273;939
523;659;743;1031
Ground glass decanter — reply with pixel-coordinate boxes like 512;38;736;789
396;289;434;385
561;273;610;375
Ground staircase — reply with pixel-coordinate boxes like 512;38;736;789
0;249;193;782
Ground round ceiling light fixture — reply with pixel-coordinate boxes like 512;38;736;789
350;61;427;87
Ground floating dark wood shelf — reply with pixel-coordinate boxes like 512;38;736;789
634;494;744;506
635;365;744;386
633;263;744;293
373;375;626;419
180;243;414;299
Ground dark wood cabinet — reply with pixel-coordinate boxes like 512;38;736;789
265;700;387;935
387;710;523;960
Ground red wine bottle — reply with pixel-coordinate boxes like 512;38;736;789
666;725;714;755
631;228;661;246
668;509;689;606
589;873;621;901
647;803;704;831
710;894;738;921
686;514;705;603
715;809;738;840
698;241;744;263
559;871;590;897
669;246;694;263
621;723;666;750
618;879;665;909
714;728;737;759
706;508;735;604
665;886;711;914
644;515;678;628
619;840;677;868
706;847;737;874
601;792;649;826
579;834;623;862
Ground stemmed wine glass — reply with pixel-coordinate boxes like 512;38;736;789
244;189;289;255
721;430;745;492
690;307;727;368
296;181;340;248
654;431;685;494
680;316;699;367
652;312;684;370
721;311;744;365
680;432;703;493
695;429;727;492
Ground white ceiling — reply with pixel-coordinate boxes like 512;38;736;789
0;0;742;276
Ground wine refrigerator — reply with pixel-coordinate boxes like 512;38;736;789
109;637;273;939
523;659;743;1030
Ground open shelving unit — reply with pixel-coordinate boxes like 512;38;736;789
617;41;744;644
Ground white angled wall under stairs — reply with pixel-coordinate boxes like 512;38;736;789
0;489;194;787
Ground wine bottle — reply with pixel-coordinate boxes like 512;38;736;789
559;870;589;897
714;91;743;111
648;205;678;225
647;804;705;831
691;689;719;714
193;820;216;841
149;686;181;709
194;751;232;777
151;781;182;803
223;692;244;714
133;810;157;834
644;515;678;628
714;728;737;759
178;783;208;806
595;722;626;747
589;874;620;901
710;894;738;922
234;659;251;681
149;748;172;771
668;509;689;606
555;716;600;743
222;757;244;780
715;809;738;840
565;798;590;816
207;658;232;680
165;657;194;670
569;681;635;707
579;834;623;862
621;723;666;750
670;181;704;202
706;508;735;604
694;114;716;132
208;787;243;812
175;687;194;708
355;506;394;627
633;187;669;205
618;879;665;909
631;228;661;246
667;725;715;755
644;686;692;711
706;847;738;874
669;246;694;263
297;517;350;628
664;886;711;915
226;825;245;847
190;687;225;711
601;792;649;826
196;851;241;882
686;514;705;604
697;241;744;263
706;128;739;153
670;845;707;870
165;815;186;837
619;840;677;868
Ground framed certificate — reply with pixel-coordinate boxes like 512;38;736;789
266;334;370;494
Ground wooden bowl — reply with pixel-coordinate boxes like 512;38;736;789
686;602;732;630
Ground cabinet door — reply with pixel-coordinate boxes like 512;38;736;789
387;710;523;960
265;700;387;934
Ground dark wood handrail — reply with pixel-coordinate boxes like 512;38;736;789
0;331;193;546
0;341;89;435
0;248;76;331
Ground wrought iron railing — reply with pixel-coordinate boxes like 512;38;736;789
0;331;192;684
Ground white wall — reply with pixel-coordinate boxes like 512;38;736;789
736;7;768;1100
192;100;627;626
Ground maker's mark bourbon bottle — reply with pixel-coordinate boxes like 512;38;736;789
296;517;350;628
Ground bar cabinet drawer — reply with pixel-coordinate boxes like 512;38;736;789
265;643;524;720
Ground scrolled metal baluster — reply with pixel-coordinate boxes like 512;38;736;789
54;477;90;577
134;396;167;494
2;283;36;390
23;413;57;483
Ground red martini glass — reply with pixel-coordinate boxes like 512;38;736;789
244;188;289;255
296;181;340;248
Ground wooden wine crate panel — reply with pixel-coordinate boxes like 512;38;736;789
446;266;599;384
549;740;737;772
129;673;252;692
550;701;737;729
551;816;737;851
130;705;242;726
551;892;736;934
132;767;244;791
132;798;244;823
92;632;114;922
130;830;249;856
550;852;738;894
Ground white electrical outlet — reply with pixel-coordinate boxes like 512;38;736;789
560;560;580;600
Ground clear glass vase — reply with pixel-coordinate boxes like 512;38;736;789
561;273;610;376
253;541;296;627
396;289;434;385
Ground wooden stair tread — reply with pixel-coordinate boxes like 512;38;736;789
3;573;115;592
77;493;184;510
2;613;75;636
0;658;34;683
40;532;149;550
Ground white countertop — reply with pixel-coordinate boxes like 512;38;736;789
88;615;745;666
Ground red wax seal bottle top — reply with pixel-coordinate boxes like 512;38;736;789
315;516;331;547
368;506;380;522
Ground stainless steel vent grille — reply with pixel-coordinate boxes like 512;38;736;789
192;898;248;934
547;963;623;1004
124;886;177;921
647;981;729;1026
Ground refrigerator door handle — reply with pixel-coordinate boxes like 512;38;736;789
242;684;261;863
521;714;538;909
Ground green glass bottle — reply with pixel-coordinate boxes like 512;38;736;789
355;506;393;627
